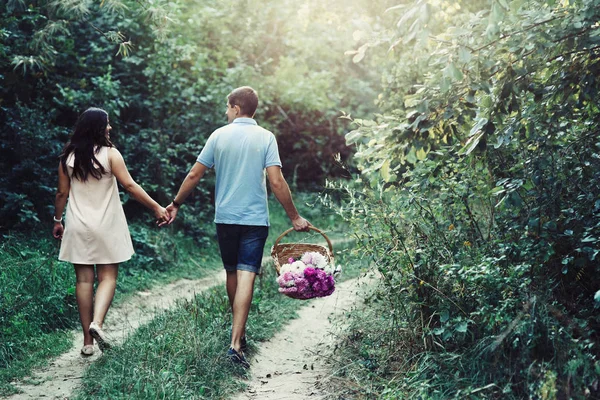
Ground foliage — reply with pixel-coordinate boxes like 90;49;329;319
326;0;600;397
0;235;78;397
0;0;383;231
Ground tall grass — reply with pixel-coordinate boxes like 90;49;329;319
0;224;220;396
0;236;77;395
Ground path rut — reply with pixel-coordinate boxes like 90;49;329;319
6;273;224;400
233;275;373;400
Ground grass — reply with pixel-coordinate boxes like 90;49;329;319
0;191;352;397
0;331;74;395
75;240;362;399
73;192;363;399
0;225;220;396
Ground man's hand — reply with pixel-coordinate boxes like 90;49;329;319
292;216;311;232
159;203;179;226
53;222;64;239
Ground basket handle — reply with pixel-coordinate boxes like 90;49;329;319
273;226;334;254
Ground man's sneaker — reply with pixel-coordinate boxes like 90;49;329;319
227;347;250;369
241;336;248;353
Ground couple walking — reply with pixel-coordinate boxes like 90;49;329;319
52;86;310;367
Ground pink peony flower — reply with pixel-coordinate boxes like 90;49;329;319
277;253;336;299
279;286;298;295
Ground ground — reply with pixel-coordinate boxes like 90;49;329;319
233;277;368;400
5;271;369;400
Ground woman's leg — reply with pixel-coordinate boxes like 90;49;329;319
74;264;95;346
93;263;119;327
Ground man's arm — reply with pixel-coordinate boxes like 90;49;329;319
266;165;310;231
164;162;209;225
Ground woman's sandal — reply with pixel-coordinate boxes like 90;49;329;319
89;322;111;352
80;345;94;356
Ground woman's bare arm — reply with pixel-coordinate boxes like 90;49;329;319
108;148;167;221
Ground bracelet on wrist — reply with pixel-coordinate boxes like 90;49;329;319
172;199;181;208
53;216;63;223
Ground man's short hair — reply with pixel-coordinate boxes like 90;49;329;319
227;86;259;117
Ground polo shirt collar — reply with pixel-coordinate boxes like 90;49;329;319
232;117;257;125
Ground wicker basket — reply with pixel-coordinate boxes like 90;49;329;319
271;226;334;275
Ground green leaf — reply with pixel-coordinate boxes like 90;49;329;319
444;63;463;81
406;147;417;164
455;321;468;333
380;159;391;182
440;309;449;323
345;129;363;144
440;77;451;93
458;46;472;63
490;186;506;195
458;131;484;156
469;118;488;137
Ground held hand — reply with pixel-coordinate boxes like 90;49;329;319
292;216;311;232
52;222;64;239
158;203;179;227
154;206;169;226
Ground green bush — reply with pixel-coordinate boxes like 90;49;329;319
0;0;382;231
326;0;600;396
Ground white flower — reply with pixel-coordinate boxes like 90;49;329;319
280;263;293;273
324;264;335;275
283;279;295;287
291;260;307;272
301;252;328;269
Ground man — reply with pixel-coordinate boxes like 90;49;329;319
164;86;310;368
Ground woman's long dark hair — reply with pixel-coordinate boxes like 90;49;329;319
60;107;114;181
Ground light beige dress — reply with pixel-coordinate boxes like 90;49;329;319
59;146;134;264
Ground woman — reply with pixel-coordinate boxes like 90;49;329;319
52;107;168;356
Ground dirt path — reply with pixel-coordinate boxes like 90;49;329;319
233;274;373;400
6;272;225;400
6;236;365;400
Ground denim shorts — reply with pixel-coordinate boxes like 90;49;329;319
216;224;269;274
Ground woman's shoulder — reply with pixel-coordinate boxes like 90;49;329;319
104;146;121;157
101;146;121;170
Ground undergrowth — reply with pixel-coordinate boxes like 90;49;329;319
0;192;347;397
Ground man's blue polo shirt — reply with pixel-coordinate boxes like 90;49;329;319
197;117;282;226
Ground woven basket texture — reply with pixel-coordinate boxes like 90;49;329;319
271;227;334;275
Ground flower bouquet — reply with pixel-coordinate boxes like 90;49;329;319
271;226;338;300
276;251;337;299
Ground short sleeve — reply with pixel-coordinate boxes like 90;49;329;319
264;134;282;168
197;133;216;168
